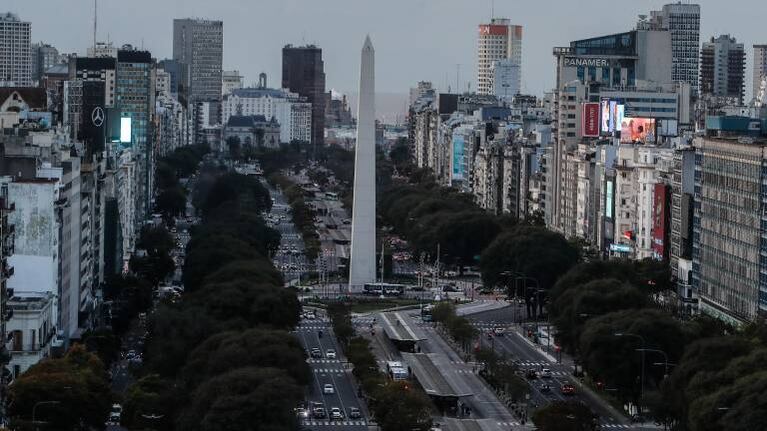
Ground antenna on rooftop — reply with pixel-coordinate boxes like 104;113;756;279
93;0;97;53
491;0;495;19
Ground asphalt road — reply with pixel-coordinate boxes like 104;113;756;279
468;308;652;430
295;315;369;429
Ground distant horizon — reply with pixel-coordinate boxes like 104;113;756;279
8;0;767;102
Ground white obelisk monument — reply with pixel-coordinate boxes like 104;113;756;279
348;36;376;289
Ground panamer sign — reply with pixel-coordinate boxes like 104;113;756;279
564;57;611;68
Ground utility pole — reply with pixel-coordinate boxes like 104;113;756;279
93;0;98;52
432;243;440;292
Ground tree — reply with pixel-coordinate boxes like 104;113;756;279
532;401;598;431
372;381;433;431
579;309;687;405
179;329;311;390
480;226;579;293
122;374;180;431
182;236;258;291
176;367;303;431
8;345;112;431
431;302;456;325
156;186;187;219
550;279;649;353
130;252;175;286
226;136;242;159
103;275;153;335
82;329;121;368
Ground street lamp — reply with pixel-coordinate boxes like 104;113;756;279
32;401;61;431
614;332;646;414
636;348;671;377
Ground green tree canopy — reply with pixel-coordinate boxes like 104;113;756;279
532;401;598;431
372;381;433;431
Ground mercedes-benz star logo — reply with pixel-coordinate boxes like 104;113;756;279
91;107;104;127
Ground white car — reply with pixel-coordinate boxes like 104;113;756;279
323;384;335;394
541;368;553;379
326;349;336;359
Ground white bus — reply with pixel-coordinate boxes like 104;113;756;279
386;361;409;381
363;283;405;296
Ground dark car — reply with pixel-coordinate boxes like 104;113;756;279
313;407;327;419
348;407;362;419
561;383;576;395
310;348;322;359
526;369;538;379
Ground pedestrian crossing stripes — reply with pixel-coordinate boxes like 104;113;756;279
301;420;367;427
495;421;521;426
308;359;341;364
313;368;344;374
599;425;631;429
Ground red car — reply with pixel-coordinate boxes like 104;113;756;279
561;384;576;395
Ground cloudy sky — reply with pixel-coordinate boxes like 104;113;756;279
8;0;766;98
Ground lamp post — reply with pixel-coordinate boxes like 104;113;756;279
32;400;61;431
614;332;646;415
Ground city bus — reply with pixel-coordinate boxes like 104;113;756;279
386;361;409;381
363;283;405;296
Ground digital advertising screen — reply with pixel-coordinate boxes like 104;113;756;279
601;100;610;133
452;134;465;181
620;117;656;144
615;104;625;132
582;103;600;137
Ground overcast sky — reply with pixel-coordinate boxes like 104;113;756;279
8;0;767;97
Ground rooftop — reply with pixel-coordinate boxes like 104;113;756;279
9;293;53;311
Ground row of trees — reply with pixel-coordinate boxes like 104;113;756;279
155;144;209;220
326;303;434;431
544;260;767;429
129;168;308;431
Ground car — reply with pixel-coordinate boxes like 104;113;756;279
541;368;552;378
313;407;327;419
310;348;322;359
561;383;576;395
323;384;335;394
295;407;309;419
106;411;121;425
305;311;316;320
330;407;344;420
540;383;551;393
525;369;538;379
348;407;362;419
493;327;505;336
326;349;336;359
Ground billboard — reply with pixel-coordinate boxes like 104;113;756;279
652;183;670;261
605;180;614;219
120;117;132;144
452;134;465;181
582;103;600;137
600;99;625;135
479;25;508;36
620;117;656;143
601;100;610;133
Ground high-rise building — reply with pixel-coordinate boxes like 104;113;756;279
753;45;767;101
172;18;224;104
0;13;31;87
700;35;745;104
645;3;701;93
282;44;326;148
692;136;767;324
476;19;522;95
491;58;520;103
30;43;60;83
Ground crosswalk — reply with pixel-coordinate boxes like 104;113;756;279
313;368;344;375
297;324;330;331
495;421;522;427
308;358;341;364
599;425;632;429
301;420;367;427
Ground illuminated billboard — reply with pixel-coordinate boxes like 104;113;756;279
120;117;132;143
605;180;614;219
652;184;670;261
601;100;610;133
600;99;626;135
452;134;465;181
620;117;656;144
582;103;600;137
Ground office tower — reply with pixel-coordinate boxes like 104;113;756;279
116;47;155;242
172;18;224;104
645;3;701;92
349;36;376;288
700;35;745;104
692;136;767;324
0;13;31;86
158;59;182;97
30;43;60;83
492;58;520;103
753;45;767;101
476;18;522;95
282;44;326;148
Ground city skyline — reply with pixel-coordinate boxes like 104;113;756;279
7;0;767;99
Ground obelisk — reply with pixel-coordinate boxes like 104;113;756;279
348;36;376;289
